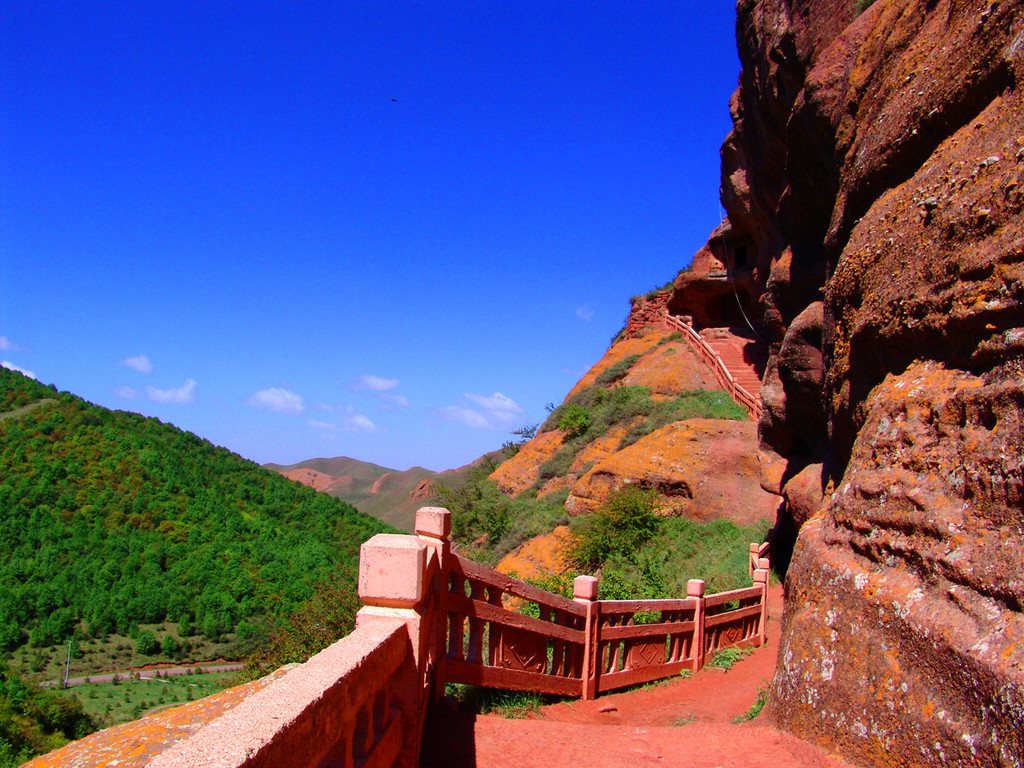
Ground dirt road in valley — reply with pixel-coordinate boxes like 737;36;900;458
38;662;244;688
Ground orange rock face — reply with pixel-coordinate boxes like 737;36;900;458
566;328;715;400
490;429;566;496
490;326;738;505
496;526;576;582
565;419;779;528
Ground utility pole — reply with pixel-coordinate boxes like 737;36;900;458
64;638;71;688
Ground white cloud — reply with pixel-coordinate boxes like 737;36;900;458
147;379;197;405
120;354;154;374
247;387;305;415
465;392;523;417
381;393;409;408
310;404;377;431
352;374;399;391
343;414;377;432
0;337;25;352
439;406;491;429
575;305;595;322
114;385;139;400
2;361;35;379
441;392;524;429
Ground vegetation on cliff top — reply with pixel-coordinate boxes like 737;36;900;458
536;383;746;485
0;368;392;680
0;662;96;768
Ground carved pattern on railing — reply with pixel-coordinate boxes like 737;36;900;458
593;597;701;693
444;554;587;696
663;314;762;420
702;585;764;658
443;540;772;699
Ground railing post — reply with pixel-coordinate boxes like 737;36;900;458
753;564;769;646
574;575;600;701
749;542;760;578
414;507;451;703
355;533;431;767
687;578;706;671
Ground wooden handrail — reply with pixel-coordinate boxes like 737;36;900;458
663;314;762;421
451;554;586;616
599;597;698;614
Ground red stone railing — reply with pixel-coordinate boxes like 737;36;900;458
440;514;771;701
32;507;772;766
663;314;762;420
750;540;771;578
444;554;588;696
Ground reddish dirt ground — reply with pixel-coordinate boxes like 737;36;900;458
420;585;856;768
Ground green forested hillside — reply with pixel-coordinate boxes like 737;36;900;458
0;368;390;662
0;661;95;767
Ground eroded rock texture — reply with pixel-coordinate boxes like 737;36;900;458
725;0;1024;764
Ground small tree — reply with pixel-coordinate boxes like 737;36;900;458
557;404;591;438
161;633;180;658
134;630;158;656
502;423;538;458
572;485;662;569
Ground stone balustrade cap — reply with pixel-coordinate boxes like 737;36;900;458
415;506;451;539
573;575;599;601
358;534;427;608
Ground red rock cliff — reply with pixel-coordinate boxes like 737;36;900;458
726;0;1024;765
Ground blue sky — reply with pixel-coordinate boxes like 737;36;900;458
1;2;740;472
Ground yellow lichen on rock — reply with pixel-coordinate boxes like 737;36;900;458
565;418;779;527
496;525;576;582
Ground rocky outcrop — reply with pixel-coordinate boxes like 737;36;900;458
620;291;673;339
496;526;576;582
565;418;780;527
489;325;768;525
721;0;1024;764
668;218;763;329
490;430;567;496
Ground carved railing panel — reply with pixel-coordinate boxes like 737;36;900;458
444;554;587;696
702;585;764;657
593;598;700;693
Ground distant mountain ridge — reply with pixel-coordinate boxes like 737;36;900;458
267;456;493;531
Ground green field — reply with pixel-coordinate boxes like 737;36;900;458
4;623;237;686
57;670;237;729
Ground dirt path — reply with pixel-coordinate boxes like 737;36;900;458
39;662;243;688
421;585;856;768
0;397;56;422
